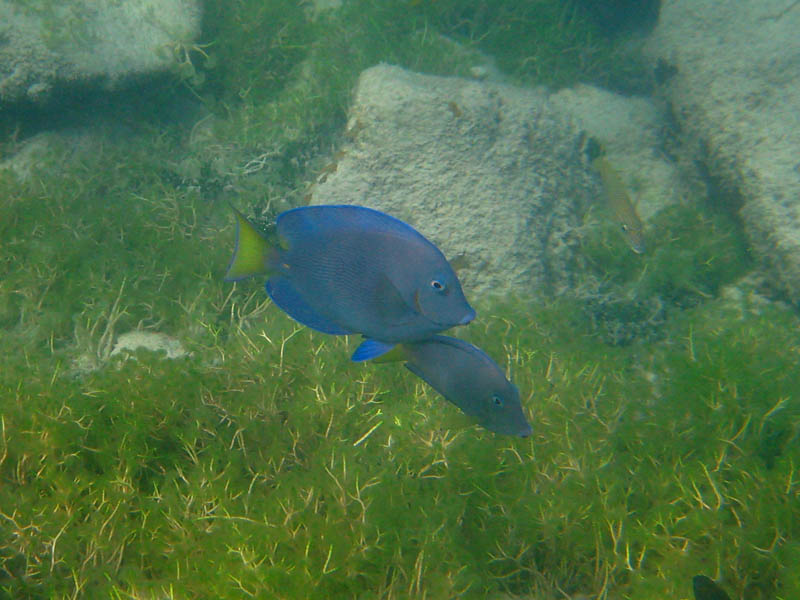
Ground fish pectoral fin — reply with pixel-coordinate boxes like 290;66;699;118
225;206;276;281
404;362;446;400
351;339;397;362
404;363;478;427
373;273;416;321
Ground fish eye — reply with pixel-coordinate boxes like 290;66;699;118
491;394;503;407
430;279;446;292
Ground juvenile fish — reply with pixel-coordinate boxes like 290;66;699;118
225;205;476;361
393;335;532;437
592;157;646;254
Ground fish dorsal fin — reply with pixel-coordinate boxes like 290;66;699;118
276;205;431;248
419;335;493;364
448;252;470;274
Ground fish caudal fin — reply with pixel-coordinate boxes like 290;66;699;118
224;207;277;281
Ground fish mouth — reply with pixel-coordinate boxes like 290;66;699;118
413;291;476;328
630;241;646;254
458;307;476;326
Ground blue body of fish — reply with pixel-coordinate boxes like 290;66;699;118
226;205;475;359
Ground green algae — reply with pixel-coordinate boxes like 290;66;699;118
577;202;753;345
1;166;798;598
407;0;643;90
180;0;640;203
581;204;751;304
1;1;799;598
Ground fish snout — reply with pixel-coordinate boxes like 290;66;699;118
518;423;533;438
459;307;476;326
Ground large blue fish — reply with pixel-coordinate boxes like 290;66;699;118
225;205;475;360
384;335;532;437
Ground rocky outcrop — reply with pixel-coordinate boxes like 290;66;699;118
0;0;202;104
309;64;596;300
309;65;683;302
552;82;686;223
646;0;800;304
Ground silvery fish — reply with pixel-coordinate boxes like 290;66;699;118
592;157;646;254
390;335;532;437
225;205;475;360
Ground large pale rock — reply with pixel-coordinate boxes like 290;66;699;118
310;64;596;299
0;0;202;104
646;0;800;304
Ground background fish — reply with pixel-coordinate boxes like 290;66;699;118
591;156;646;254
693;575;732;600
395;335;532;437
226;205;475;360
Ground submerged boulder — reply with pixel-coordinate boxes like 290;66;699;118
0;0;202;104
645;0;800;305
310;64;596;300
551;82;686;224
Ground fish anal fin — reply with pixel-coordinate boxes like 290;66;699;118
352;339;397;362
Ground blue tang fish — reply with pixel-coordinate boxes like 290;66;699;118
225;205;476;360
392;335;532;437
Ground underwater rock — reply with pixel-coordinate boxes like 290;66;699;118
0;130;98;181
645;0;800;305
110;331;188;360
0;0;202;105
309;64;596;299
552;83;687;225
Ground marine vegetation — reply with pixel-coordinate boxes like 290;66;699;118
0;0;797;598
577;202;752;345
408;0;647;90
1;140;799;597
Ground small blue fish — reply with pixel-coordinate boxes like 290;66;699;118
225;205;475;360
390;335;532;437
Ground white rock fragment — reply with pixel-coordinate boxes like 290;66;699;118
111;331;188;360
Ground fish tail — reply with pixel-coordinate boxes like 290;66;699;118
224;206;280;281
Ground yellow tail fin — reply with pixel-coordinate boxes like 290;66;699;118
224;207;275;281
